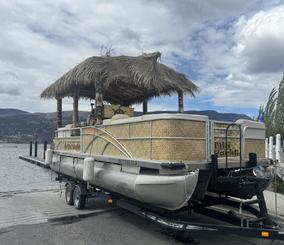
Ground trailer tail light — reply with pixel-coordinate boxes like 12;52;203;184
261;231;269;238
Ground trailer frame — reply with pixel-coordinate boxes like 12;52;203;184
56;173;284;242
116;198;284;241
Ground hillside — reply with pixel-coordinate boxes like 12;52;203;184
0;108;29;117
0;111;88;143
135;110;251;121
0;109;251;143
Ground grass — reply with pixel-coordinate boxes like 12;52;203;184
272;176;284;194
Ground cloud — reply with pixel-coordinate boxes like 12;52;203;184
187;4;284;109
202;73;281;108
0;72;21;96
234;6;284;73
0;0;283;114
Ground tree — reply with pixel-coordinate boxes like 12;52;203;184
265;87;277;136
257;87;277;136
274;74;284;135
257;74;284;194
256;74;284;136
256;105;264;122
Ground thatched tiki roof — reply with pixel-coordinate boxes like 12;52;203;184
41;52;199;105
41;52;199;127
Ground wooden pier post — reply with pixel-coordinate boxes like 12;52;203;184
178;90;184;113
34;141;38;157
43;141;47;160
29;142;32;156
56;98;62;129
143;100;148;114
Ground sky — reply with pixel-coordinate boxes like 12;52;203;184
1;0;284;117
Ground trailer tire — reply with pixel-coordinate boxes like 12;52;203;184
65;182;74;205
73;185;86;210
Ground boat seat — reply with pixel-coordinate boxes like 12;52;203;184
102;113;209;125
103;114;129;124
112;114;130;120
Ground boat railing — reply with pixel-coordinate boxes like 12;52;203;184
51;117;266;163
225;123;242;172
55;127;81;138
210;120;241;159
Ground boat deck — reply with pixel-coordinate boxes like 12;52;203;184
52;150;268;172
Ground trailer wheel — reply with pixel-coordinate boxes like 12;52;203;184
65;182;74;205
73;185;86;210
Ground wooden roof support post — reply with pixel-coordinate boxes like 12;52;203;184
178;90;184;113
143;100;148;114
95;80;103;125
56;98;62;129
73;92;79;127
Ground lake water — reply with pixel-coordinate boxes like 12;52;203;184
0;144;59;194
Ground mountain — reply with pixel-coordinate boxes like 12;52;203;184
135;110;251;121
0;109;252;143
0;108;29;117
187;110;251;121
0;111;88;143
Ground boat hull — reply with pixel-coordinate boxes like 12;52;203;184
51;152;199;210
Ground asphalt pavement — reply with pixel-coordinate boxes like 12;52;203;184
0;190;283;245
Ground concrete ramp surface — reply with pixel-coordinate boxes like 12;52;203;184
0;189;114;229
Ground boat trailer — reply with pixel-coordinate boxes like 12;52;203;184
54;123;284;241
56;173;284;242
114;194;284;241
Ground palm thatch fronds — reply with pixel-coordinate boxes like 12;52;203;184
41;52;199;105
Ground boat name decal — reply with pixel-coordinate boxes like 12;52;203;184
64;141;80;151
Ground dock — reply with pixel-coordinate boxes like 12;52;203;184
19;141;50;169
19;155;50;169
